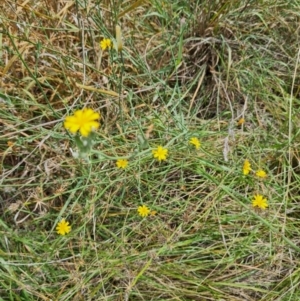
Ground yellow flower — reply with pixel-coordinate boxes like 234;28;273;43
64;108;100;137
100;38;112;51
152;146;168;161
237;118;245;125
252;194;268;210
138;205;150;217
116;159;128;169
189;137;201;149
256;169;267;179
56;219;71;235
243;159;251;175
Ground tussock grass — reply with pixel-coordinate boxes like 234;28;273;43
1;0;300;300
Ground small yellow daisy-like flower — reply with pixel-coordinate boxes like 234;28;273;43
252;194;268;210
152;146;168;161
64;108;100;137
100;38;112;51
56;219;71;235
256;169;267;179
237;118;245;125
137;205;150;217
116;159;128;169
189;137;201;149
243;159;251;175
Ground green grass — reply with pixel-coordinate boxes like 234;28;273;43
1;0;300;300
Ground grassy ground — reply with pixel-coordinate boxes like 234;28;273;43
1;0;300;300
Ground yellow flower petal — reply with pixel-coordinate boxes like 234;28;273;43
152;146;168;161
256;169;267;179
243;159;251;175
252;194;268;210
138;205;150;217
64;108;100;137
56;219;71;235
100;38;112;50
116;159;128;169
189;137;201;149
